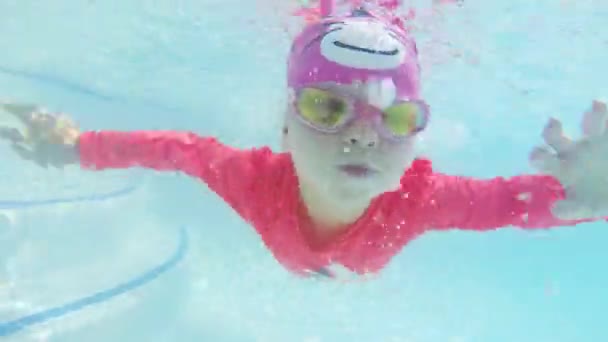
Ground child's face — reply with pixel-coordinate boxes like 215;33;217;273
285;80;419;201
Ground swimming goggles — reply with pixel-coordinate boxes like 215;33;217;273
293;87;429;141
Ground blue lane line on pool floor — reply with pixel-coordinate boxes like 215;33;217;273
0;65;117;102
0;226;189;337
0;65;187;114
0;183;139;209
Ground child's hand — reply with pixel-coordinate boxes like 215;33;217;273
0;101;80;168
529;99;608;220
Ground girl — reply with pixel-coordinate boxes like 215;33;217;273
1;2;607;279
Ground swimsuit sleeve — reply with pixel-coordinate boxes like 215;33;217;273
77;130;274;214
422;172;595;231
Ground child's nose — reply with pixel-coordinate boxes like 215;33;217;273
342;121;379;148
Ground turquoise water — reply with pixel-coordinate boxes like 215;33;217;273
0;0;607;341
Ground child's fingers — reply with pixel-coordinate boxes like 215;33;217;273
0;102;59;133
529;146;560;174
11;143;37;162
0;102;39;124
542;117;573;154
0;126;26;144
582;100;608;137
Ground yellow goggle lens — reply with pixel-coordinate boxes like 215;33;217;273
297;88;348;129
383;102;422;136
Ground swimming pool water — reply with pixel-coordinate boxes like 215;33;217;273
0;0;607;341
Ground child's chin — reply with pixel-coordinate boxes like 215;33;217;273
331;177;387;199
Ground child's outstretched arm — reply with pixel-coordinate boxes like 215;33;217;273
0;103;276;215
78;131;267;180
419;99;608;231
418;171;589;231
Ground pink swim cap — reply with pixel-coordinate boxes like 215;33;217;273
287;8;421;99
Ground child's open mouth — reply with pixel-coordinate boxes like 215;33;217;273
338;164;378;177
